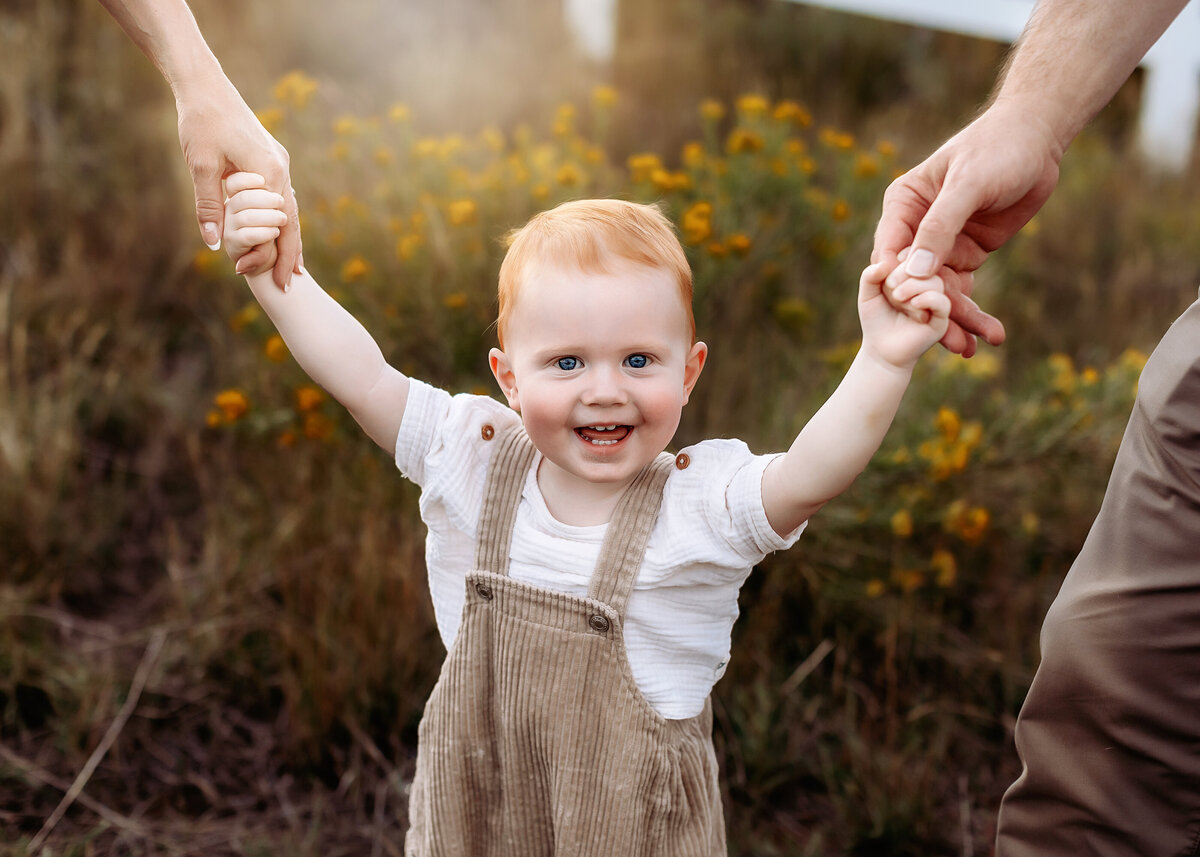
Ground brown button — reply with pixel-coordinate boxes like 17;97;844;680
481;424;495;441
675;452;690;470
588;614;610;633
475;582;493;600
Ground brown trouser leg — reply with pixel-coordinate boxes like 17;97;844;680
996;298;1200;857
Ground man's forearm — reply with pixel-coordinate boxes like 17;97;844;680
995;0;1189;150
96;0;225;95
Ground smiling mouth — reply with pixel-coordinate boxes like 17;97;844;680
575;425;632;445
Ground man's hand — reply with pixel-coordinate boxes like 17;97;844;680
223;172;286;277
177;75;301;289
873;97;1065;355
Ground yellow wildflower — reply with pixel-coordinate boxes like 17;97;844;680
413;137;439;158
853;153;880;179
556;162;583;186
388;102;411;123
707;242;728;259
334;115;361;137
682;141;705;169
1048;352;1076;395
214;389;249;422
1117;348;1149;374
303;412;335;441
931;550;958;588
443;292;469;310
865;579;887;598
627;152;663;183
373;146;394;167
893;568;925;593
230;303;261;332
945;500;990;544
272;70;318;110
256;107;284;134
396;233;423;261
831;200;851;222
726;128;764;155
438;135;464;161
205;410;222;428
890;509;914;538
728;233;752;256
735;93;769;118
681;201;714;245
295;386;324;413
934;406;961;442
340;255;371;283
819;127;855;150
448;199;478;227
877;139;897;158
772;99;802;122
699;99;726;122
264;335;289;363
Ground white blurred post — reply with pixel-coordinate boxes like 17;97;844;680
783;0;1200;171
564;0;618;61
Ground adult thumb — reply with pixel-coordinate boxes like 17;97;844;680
194;169;225;251
905;191;978;278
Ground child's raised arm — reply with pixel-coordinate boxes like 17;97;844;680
760;262;949;536
223;172;410;454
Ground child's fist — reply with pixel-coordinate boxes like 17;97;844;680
859;260;951;370
223;172;288;277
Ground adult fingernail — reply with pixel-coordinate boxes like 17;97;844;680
906;249;936;277
203;223;220;250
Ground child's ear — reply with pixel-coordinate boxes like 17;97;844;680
681;341;708;405
489;348;521;411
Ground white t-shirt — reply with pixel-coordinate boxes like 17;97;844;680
394;379;805;719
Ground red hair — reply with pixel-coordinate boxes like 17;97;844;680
496;199;694;348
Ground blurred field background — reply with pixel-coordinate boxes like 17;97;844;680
4;0;1200;854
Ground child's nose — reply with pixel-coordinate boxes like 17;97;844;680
581;364;628;406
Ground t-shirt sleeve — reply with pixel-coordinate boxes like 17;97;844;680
721;446;806;557
393;378;454;487
665;438;806;570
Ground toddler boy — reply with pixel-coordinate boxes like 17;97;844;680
221;171;948;855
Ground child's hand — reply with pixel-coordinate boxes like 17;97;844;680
223;172;288;277
858;260;951;370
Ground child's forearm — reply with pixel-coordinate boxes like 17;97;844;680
762;346;912;535
243;268;406;441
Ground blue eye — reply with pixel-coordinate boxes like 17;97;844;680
556;357;579;371
625;354;649;369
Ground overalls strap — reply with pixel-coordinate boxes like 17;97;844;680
587;452;674;617
473;422;536;577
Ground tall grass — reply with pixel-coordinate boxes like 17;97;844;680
4;1;1200;854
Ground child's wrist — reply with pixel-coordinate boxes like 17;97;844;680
858;340;918;377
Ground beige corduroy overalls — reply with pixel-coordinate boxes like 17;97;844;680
404;423;726;857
